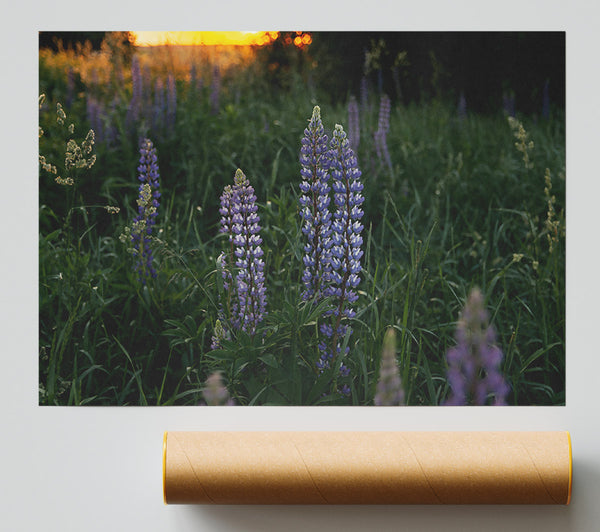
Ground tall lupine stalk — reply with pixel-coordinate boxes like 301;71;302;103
374;94;392;172
299;106;332;301
318;124;364;395
347;96;360;154
216;169;267;339
444;288;510;405
231;169;267;335
374;328;404;406
130;138;161;283
216;184;238;341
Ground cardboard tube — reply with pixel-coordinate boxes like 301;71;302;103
163;431;572;505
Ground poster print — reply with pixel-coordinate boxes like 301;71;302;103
38;32;565;406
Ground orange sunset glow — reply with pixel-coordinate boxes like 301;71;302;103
131;31;281;47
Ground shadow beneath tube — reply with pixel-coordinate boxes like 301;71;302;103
169;455;600;532
184;504;572;532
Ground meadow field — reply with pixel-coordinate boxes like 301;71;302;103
38;32;565;406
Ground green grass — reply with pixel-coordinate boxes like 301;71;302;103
38;44;565;406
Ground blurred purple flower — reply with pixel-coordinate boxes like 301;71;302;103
202;372;235;406
444;288;510;406
374;94;392;171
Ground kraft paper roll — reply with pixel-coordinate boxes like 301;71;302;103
163;431;572;505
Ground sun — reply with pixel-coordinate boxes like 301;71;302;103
131;31;279;47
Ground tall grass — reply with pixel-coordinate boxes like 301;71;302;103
38;37;565;406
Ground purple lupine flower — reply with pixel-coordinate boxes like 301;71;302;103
202;371;235;406
374;94;392;171
444;287;510;406
374;327;404;406
317;124;364;392
229;169;267;336
347;96;360;154
457;91;467;121
210;317;230;351
131;138;161;283
299;105;332;301
217;188;238;331
210;65;221;115
542;79;550;120
166;73;177;132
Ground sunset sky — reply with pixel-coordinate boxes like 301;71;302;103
131;31;280;47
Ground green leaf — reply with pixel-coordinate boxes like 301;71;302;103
259;354;279;368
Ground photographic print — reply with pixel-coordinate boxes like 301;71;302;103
38;31;565;406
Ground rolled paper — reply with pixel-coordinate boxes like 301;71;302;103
163;431;572;505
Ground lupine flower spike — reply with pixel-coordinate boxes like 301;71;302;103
299;105;332;301
130;138;161;283
444;288;510;405
317;124;364;395
214;184;238;346
217;169;267;337
374;327;404;406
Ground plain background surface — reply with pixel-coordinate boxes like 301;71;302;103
2;1;599;530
